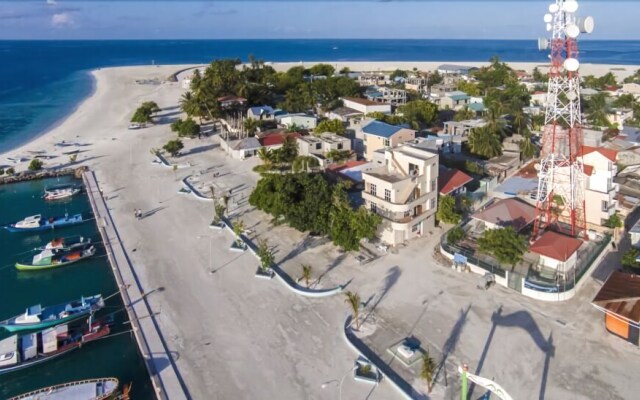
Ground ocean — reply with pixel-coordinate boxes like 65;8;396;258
0;176;155;398
1;39;640;154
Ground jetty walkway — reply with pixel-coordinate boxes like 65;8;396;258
83;171;189;400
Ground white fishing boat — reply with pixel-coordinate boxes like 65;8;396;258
8;377;120;400
43;184;82;201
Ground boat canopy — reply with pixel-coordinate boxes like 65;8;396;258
27;305;42;316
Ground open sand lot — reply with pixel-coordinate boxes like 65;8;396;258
2;63;640;399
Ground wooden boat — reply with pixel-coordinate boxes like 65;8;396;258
4;214;84;233
0;295;104;332
0;318;111;375
43;184;82;201
8;377;119;400
16;243;96;271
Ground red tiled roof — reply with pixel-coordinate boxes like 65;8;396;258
579;146;618;162
258;132;301;147
472;198;536;231
327;160;367;172
438;169;473;195
530;231;582;261
342;97;380;106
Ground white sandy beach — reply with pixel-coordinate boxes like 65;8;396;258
3;62;640;399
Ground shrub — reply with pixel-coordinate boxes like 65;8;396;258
6;167;15;175
162;139;184;157
28;159;43;171
447;227;465;245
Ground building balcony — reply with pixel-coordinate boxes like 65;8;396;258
363;190;435;213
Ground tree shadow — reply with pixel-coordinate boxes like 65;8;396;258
316;252;348;284
140;206;167;219
54;155;106;170
369;265;401;313
436;304;470;385
182;144;218;156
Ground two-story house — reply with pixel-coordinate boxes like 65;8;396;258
405;76;428;93
578;146;620;227
362;144;439;246
355;119;416;160
341;97;391;115
439;92;471;110
297;133;352;167
365;87;407;105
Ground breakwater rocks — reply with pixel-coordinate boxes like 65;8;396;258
0;166;88;185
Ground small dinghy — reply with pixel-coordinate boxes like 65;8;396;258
43;184;82;201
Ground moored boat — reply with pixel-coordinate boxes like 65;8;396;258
8;377;119;400
0;318;111;375
43;184;82;201
4;214;84;233
0;294;104;332
40;236;92;251
16;243;96;271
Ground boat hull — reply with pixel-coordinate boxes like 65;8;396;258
1;312;88;332
4;215;84;233
15;253;92;271
8;378;119;400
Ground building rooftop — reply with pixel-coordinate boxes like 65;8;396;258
579;146;618;162
593;271;640;323
361;120;405;138
258;131;302;147
438;168;473;195
472;198;536;231
230;137;261;151
494;176;539;196
329;107;363;117
529;231;583;261
364;167;408;184
342;97;381;106
438;64;476;72
249;105;274;116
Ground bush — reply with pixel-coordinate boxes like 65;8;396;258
0;168;4;176
162;139;184;157
436;195;461;224
622;248;640;272
170;117;200;138
28;159;43;171
447;227;465;245
6;167;15;175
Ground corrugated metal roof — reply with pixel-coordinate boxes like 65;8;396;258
361;120;404;138
593;271;640;322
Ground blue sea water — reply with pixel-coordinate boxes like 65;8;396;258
1;39;640;153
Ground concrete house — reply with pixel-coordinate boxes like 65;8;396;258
247;105;275;120
578;146;619;226
356;120;416;160
529;231;583;281
341;97;391;115
438;168;473;196
280;114;318;130
607;108;634;129
443;119;487;136
358;73;387;87
439;92;471;110
405;76;428;93
622;83;640;97
297;133;351;167
365;87;407;105
362;144;439;246
437;64;476;75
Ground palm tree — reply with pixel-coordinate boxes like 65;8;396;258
213;203;226;225
257;240;274;272
257;147;271;166
468;126;503;159
243;118;260;137
301;264;312;287
484;108;506;138
512;110;530;135
519;130;536;160
232;219;245;247
586;92;610;127
454;106;476;122
279;134;299;163
180;91;202;124
420;351;436;393
344;291;362;330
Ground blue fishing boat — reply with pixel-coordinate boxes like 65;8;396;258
0;295;104;332
4;213;84;232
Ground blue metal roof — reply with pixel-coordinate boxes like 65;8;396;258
249;105;274;116
362;120;404;138
468;103;485;112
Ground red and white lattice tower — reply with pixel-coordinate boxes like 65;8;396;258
533;0;595;239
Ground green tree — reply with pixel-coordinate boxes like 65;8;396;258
436;195;461;224
232;219;245;247
604;213;623;229
243;118;260;136
456;81;480;96
257;147;272;166
390;69;408;80
28;159;43;171
421;351;437;393
478;227;528;267
344;291;362;329
519;130;536;160
426;71;443;87
446;226;465;245
301;264;312;287
454;107;476;121
309;63;335;77
162;139;184;157
179;91;203;123
6;167;15;175
468;126;503;159
584;92;611;127
622;248;640;271
613;94;637;109
214;203;226;225
315;119;346;135
170;118;200;138
68;154;78;163
532;67;548;82
325;149;352;164
257;240;275;272
398;100;438;130
292;156;320;173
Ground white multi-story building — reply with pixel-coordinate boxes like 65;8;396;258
362;144;439;246
578;146;620;227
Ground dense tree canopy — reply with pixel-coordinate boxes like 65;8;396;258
170;118;200;138
398;100;438;130
316;119;346;135
249;174;380;250
131;101;161;123
473;57;517;92
436;195;462;224
468;126;502;159
478;227;528;267
163;139;184;157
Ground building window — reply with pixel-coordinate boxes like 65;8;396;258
404;210;411;218
384;189;391;202
408;163;418;175
370;203;377;213
337;143;343;150
431;180;436;191
370;183;377;196
601;200;608;212
430;198;436;209
383;138;390;147
412;223;420;232
315;143;321;150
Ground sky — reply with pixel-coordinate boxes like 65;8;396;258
0;1;639;40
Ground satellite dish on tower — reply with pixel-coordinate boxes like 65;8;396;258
538;38;550;51
544;13;553;23
565;24;580;39
549;3;559;13
564;58;580;72
562;0;579;13
546;23;552;32
567;91;578;101
577;16;595;33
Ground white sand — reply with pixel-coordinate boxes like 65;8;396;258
2;62;640;399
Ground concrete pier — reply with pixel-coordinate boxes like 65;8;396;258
83;171;189;400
